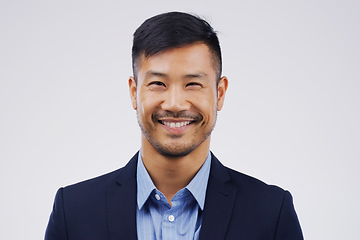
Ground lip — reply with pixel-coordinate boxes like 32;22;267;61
158;119;195;134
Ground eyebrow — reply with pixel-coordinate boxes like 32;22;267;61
145;70;167;79
185;73;208;78
145;70;208;80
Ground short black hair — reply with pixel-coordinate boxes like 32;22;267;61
132;12;222;82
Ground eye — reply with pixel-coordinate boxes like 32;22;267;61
186;82;202;88
149;81;166;87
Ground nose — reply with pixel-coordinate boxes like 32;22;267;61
161;86;190;112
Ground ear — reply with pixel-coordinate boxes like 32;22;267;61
217;76;228;111
129;76;137;110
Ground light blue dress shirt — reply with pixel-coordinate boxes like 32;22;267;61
136;152;211;240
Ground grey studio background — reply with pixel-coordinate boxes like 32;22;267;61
1;0;359;239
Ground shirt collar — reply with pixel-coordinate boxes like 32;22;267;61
136;152;157;210
136;152;211;210
185;153;211;210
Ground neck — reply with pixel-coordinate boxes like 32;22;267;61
140;136;210;204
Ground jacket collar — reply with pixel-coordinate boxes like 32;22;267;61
106;151;237;240
107;152;139;240
199;152;237;240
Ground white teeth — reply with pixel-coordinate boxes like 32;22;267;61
163;121;191;128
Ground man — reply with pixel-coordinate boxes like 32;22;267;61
45;12;303;240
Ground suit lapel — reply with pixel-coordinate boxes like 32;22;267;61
199;153;237;240
105;152;237;240
107;153;138;240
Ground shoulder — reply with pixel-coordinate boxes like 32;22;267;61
210;153;286;201
209;154;295;223
61;152;138;197
225;166;289;209
206;153;303;238
63;167;122;194
226;166;284;194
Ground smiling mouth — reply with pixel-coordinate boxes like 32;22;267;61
158;120;193;128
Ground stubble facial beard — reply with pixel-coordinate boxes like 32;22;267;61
137;110;218;158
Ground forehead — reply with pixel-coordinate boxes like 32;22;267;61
136;43;218;78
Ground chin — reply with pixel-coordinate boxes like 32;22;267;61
153;144;196;158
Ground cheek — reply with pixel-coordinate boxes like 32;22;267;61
192;90;217;109
190;93;217;123
138;92;161;118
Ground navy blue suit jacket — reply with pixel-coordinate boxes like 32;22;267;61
45;152;303;239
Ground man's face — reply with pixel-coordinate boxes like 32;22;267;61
129;43;228;157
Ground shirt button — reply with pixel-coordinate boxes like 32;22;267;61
155;194;160;200
168;215;175;222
